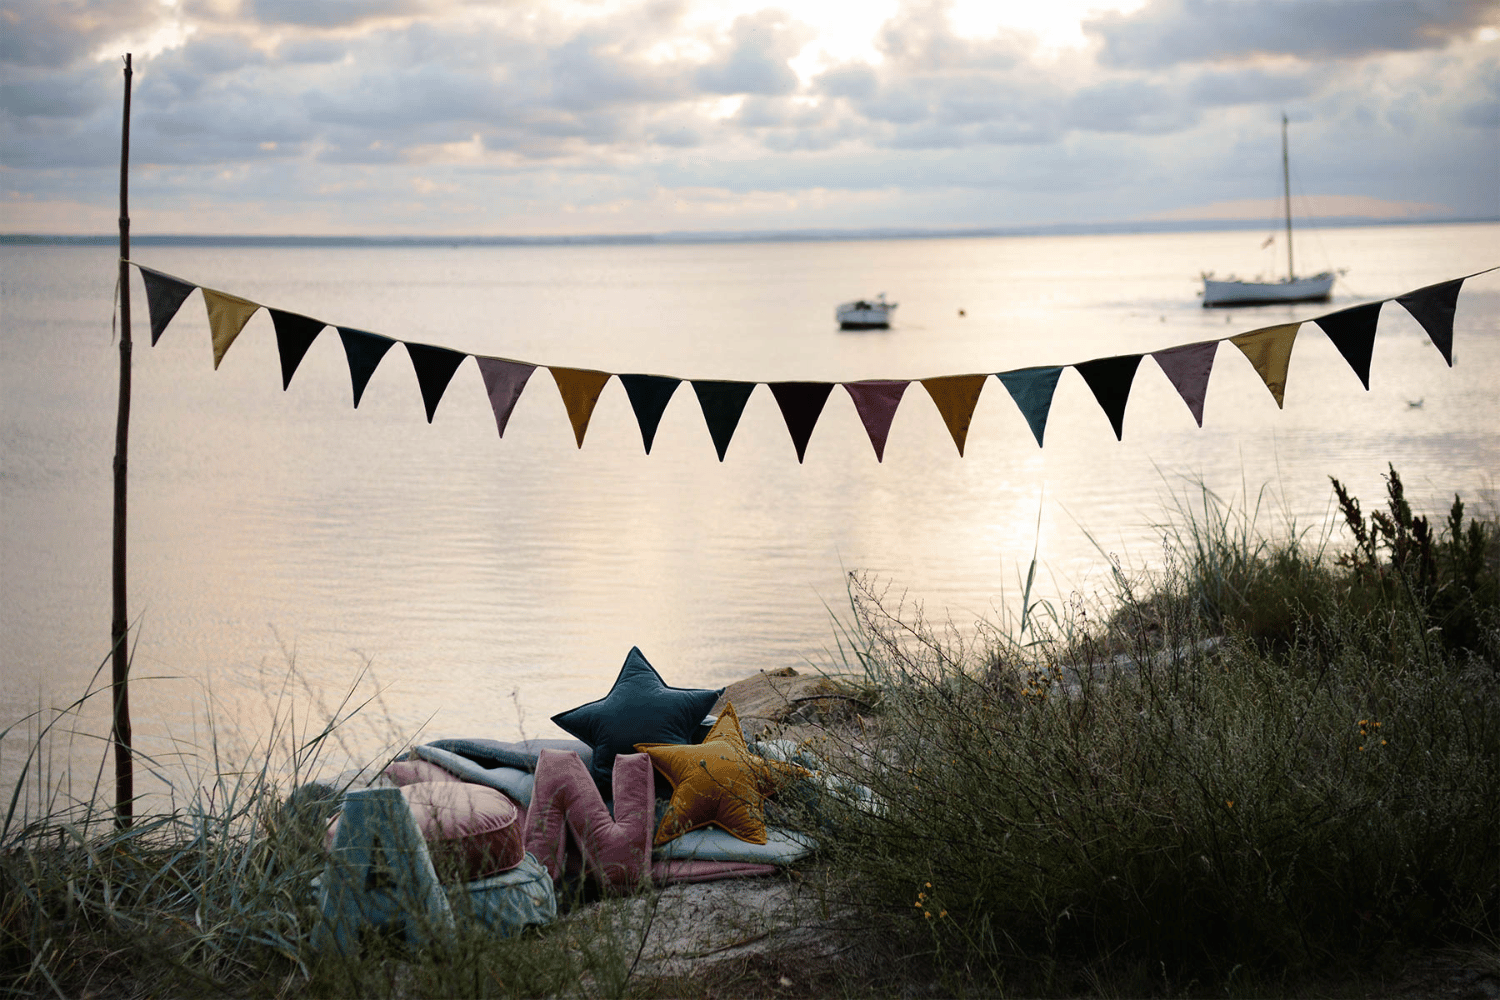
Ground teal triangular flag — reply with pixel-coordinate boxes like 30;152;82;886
1074;354;1142;441
994;367;1063;448
691;380;757;462
619;374;681;454
405;342;468;422
269;309;325;390
1313;301;1383;389
1396;278;1463;366
337;327;397;408
137;265;197;346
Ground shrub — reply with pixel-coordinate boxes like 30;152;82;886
819;471;1500;994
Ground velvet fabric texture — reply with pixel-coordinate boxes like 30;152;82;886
551;647;722;794
326;782;525;882
636;703;808;846
524;749;656;891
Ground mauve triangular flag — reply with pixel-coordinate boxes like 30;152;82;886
842;380;909;462
337;326;397;408
691;380;757;462
549;367;612;448
995;367;1063;447
1396;277;1463;366
618;374;680;454
1075;354;1143;440
1151;341;1218;427
137;265;196;346
1230;323;1300;409
769;382;834;463
475;357;535;438
201;288;260;370
1313;302;1383;390
920;374;987;456
268;309;325;390
405;342;468;423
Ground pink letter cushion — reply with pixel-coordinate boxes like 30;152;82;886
327;782;524;882
524;749;655;891
382;757;465;787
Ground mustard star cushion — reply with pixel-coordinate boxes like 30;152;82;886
636;702;808;846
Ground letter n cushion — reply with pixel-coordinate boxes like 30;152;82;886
524;749;655;891
327;782;524;882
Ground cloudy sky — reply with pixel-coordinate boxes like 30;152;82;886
1;0;1496;236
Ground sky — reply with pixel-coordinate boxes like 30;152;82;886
0;0;1496;236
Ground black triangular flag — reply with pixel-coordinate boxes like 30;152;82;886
1074;354;1142;441
691;380;757;462
1313;301;1383;389
269;309;325;390
137;265;197;346
337;327;397;408
1396;278;1463;366
405;342;468;422
619;374;681;454
769;382;834;463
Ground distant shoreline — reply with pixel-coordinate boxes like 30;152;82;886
3;215;1493;249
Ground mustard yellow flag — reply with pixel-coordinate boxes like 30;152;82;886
920;374;988;456
201;288;261;370
549;367;613;447
1230;323;1300;409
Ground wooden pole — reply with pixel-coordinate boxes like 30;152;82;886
112;53;134;828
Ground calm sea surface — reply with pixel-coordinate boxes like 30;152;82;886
2;223;1497;796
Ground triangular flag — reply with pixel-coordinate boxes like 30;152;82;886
1230;323;1300;408
268;309;325;390
405;342;468;423
1396;277;1463;366
691;380;757;462
1313;302;1383;390
842;380;909;462
618;374;681;454
920;374;987;456
549;367;612;448
1151;341;1218;427
994;367;1063;447
137;265;196;346
201;288;260;370
769;382;834;463
475;357;536;438
1075;354;1143;440
337;326;397;408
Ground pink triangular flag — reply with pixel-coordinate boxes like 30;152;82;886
1152;340;1219;427
475;357;536;438
842;380;909;462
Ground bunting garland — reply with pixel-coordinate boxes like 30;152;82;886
123;260;1495;461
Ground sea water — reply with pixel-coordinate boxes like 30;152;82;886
2;223;1496;797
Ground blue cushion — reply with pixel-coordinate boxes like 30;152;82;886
551;647;723;794
653;826;817;864
412;745;537;806
422;737;593;773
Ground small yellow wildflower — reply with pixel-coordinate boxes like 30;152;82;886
1226;800;1234;809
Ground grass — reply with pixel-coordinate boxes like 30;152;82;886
813;465;1500;996
3;464;1497;997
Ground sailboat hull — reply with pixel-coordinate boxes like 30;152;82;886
1202;272;1334;307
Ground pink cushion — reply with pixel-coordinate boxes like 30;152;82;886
383;758;464;786
524;749;655;892
328;782;524;880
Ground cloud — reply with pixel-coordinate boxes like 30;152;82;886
695;10;809;96
245;0;423;29
0;0;160;68
1088;0;1498;69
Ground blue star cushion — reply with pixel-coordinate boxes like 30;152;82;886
551;647;723;794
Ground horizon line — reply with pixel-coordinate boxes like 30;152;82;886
3;214;1493;248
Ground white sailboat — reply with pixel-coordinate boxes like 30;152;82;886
1202;115;1336;308
836;293;897;329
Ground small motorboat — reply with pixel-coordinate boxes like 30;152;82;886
837;293;897;329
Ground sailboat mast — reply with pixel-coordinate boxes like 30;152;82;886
1281;112;1294;281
